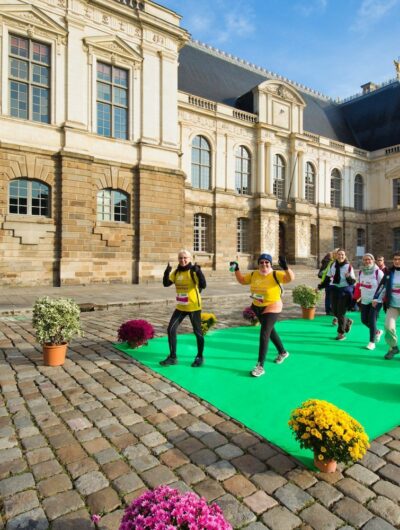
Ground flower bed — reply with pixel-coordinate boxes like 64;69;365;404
119;485;232;529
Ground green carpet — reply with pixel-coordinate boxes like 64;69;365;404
114;315;400;468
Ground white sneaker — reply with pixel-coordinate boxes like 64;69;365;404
366;342;376;350
375;330;383;343
275;351;289;364
251;364;265;377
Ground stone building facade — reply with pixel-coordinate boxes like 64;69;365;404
0;0;400;285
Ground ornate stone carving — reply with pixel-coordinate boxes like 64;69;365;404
84;35;142;64
0;4;66;37
296;220;309;257
263;217;277;256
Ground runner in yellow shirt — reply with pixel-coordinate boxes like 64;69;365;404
160;249;206;367
230;253;294;377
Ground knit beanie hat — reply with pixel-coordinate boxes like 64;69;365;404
258;253;272;264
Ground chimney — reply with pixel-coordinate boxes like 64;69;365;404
360;82;378;94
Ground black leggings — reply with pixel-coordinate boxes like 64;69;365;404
330;288;351;334
360;303;382;342
252;305;285;366
167;309;204;358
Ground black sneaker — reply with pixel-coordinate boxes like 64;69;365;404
191;356;204;367
159;356;177;366
384;346;399;360
345;319;353;333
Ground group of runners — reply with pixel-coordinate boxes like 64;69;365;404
159;248;400;378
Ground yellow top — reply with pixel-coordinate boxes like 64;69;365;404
170;269;201;312
243;270;287;307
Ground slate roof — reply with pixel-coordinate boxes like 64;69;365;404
178;42;400;151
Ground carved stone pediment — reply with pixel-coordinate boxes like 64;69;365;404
84;35;142;64
0;4;66;36
257;80;306;107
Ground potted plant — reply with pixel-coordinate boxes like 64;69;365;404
292;284;321;319
288;399;369;473
117;319;155;349
201;312;217;335
119;485;232;529
32;297;82;367
243;306;259;326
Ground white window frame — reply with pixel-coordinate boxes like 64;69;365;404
273;154;286;200
237;218;249;253
84;36;142;142
193;213;210;252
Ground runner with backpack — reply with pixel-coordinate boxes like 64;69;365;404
318;248;356;341
353;253;384;350
160;249;206;367
229;253;294;378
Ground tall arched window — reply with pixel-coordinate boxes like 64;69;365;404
235;146;251;195
237;218;249;253
193;213;211;252
9;178;50;216
97;188;129;222
273;154;286;200
191;135;211;190
354;174;364;211
330;169;342;208
305;162;316;203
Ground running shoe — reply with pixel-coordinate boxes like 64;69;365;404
384;346;399;360
275;351;289;364
250;364;265;377
191;356;204;367
335;334;346;341
375;329;383;342
159;356;177;366
366;342;376;350
345;319;353;333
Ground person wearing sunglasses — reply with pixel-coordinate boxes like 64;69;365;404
230;253;294;377
160;249;207;367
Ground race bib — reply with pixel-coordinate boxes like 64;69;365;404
251;293;264;303
176;293;189;304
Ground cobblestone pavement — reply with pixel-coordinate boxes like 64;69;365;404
1;293;400;530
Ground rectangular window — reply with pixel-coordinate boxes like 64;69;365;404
193;214;209;252
394;228;400;251
393;179;400;207
9;35;50;123
96;62;128;140
333;226;342;249
237;218;249;253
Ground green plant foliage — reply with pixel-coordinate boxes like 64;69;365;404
32;296;82;345
292;284;321;309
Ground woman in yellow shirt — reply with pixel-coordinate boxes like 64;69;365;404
160;249;206;367
231;253;294;377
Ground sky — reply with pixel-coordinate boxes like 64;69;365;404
159;0;400;100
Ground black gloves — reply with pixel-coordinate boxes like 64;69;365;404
229;261;239;272
163;263;173;287
278;255;288;270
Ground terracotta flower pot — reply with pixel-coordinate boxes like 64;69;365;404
43;343;68;367
313;454;337;473
301;307;316;320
